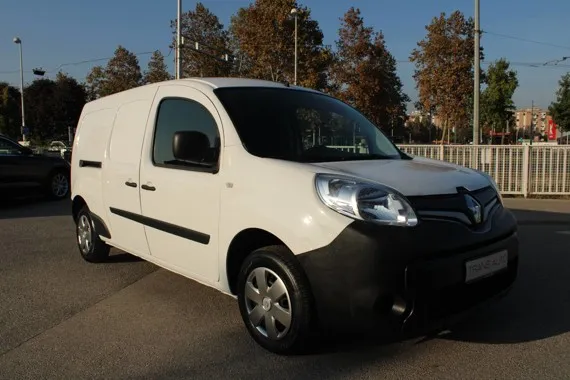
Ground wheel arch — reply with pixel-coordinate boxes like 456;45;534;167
71;195;87;223
71;195;112;239
226;228;298;295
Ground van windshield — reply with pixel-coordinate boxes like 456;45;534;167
213;87;406;163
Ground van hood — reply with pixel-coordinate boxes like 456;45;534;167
309;156;490;197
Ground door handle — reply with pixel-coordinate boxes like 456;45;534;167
141;184;156;191
125;181;137;188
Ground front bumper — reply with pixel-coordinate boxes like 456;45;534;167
297;204;519;335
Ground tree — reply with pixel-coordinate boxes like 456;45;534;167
406;115;433;143
24;79;58;142
0;82;22;139
23;74;87;143
410;11;483;143
480;59;518;135
549;73;570;133
171;2;232;77
101;45;142;96
330;7;409;131
85;66;106;101
85;45;142;99
53;72;87;134
144;50;172;84
229;0;333;90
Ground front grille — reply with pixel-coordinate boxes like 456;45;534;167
407;186;500;227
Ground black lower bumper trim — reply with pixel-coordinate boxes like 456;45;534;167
296;206;519;335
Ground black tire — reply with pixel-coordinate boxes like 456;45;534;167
237;245;314;355
45;169;70;200
76;205;110;263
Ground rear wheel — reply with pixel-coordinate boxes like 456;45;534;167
76;206;110;263
237;245;314;355
46;170;70;200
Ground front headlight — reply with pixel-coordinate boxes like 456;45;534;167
315;174;418;227
479;171;503;204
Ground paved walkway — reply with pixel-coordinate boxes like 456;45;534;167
504;198;570;224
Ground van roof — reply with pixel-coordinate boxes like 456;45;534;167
180;77;307;90
82;77;321;108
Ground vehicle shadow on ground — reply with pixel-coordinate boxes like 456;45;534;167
0;196;71;220
131;209;570;379
441;208;570;344
106;249;143;263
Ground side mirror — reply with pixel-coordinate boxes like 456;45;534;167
172;130;214;164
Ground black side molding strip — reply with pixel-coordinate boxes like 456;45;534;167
90;212;112;239
109;207;210;245
79;160;102;168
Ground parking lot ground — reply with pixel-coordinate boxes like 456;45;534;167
0;198;569;379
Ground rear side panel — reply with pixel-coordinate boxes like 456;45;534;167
71;107;116;228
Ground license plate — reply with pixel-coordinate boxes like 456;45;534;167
465;250;508;283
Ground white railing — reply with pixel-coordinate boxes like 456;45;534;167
326;144;570;196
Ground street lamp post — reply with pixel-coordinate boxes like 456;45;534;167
473;0;480;145
290;8;298;86
13;37;26;142
176;0;182;79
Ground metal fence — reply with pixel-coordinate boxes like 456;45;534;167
33;142;569;197
328;144;570;196
398;144;570;197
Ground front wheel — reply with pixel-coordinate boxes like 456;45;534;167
46;170;70;200
237;245;314;355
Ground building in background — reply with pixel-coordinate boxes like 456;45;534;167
514;107;555;140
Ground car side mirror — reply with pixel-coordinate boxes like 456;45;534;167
172;130;215;165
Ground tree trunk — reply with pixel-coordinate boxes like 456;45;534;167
440;118;447;145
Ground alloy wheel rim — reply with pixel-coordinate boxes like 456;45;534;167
244;267;292;340
51;173;69;197
77;215;92;254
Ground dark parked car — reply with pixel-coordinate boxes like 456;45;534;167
0;135;71;200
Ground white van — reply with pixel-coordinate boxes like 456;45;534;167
70;78;519;354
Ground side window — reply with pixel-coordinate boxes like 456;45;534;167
0;138;22;156
152;98;220;170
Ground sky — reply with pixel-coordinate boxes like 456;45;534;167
1;0;570;111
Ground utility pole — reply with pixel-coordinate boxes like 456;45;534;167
291;8;298;85
473;0;481;145
176;0;182;79
13;37;26;142
530;100;534;145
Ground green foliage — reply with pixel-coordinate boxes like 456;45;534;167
549;73;570;133
85;45;142;99
54;72;88;132
229;0;333;90
480;59;518;130
330;7;409;131
410;11;483;142
144;50;172;84
406;115;434;143
172;2;232;77
24;73;87;142
85;66;106;101
0;82;22;139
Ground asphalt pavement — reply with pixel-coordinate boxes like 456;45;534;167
0;197;569;379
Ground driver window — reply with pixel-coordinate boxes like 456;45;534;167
152;98;220;169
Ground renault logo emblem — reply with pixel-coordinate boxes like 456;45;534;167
464;194;482;224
